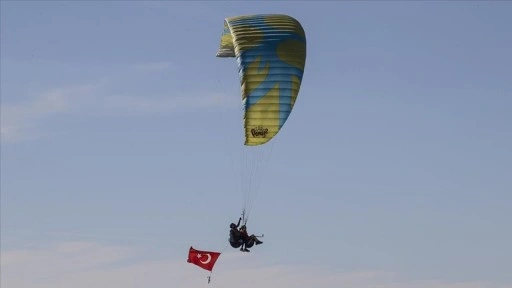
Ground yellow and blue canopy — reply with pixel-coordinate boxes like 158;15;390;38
216;14;307;146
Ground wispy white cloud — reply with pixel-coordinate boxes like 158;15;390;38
103;91;235;113
1;61;235;144
132;61;174;72
1;84;96;143
1;241;507;288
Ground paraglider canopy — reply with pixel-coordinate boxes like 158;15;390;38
216;14;307;146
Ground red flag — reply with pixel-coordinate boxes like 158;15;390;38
187;246;221;272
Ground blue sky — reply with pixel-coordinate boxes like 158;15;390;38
1;1;511;287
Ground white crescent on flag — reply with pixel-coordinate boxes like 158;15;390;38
187;247;220;273
199;253;212;264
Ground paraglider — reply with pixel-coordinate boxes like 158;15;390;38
229;217;263;252
185;13;306;284
216;13;307;251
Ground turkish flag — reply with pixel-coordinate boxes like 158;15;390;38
187;246;221;272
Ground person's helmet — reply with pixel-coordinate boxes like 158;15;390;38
230;223;236;229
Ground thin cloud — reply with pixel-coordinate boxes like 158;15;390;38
103;92;236;113
1;84;96;143
1;59;235;143
1;241;507;288
132;61;174;72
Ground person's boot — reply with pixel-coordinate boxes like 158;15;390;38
244;248;250;252
255;239;263;245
